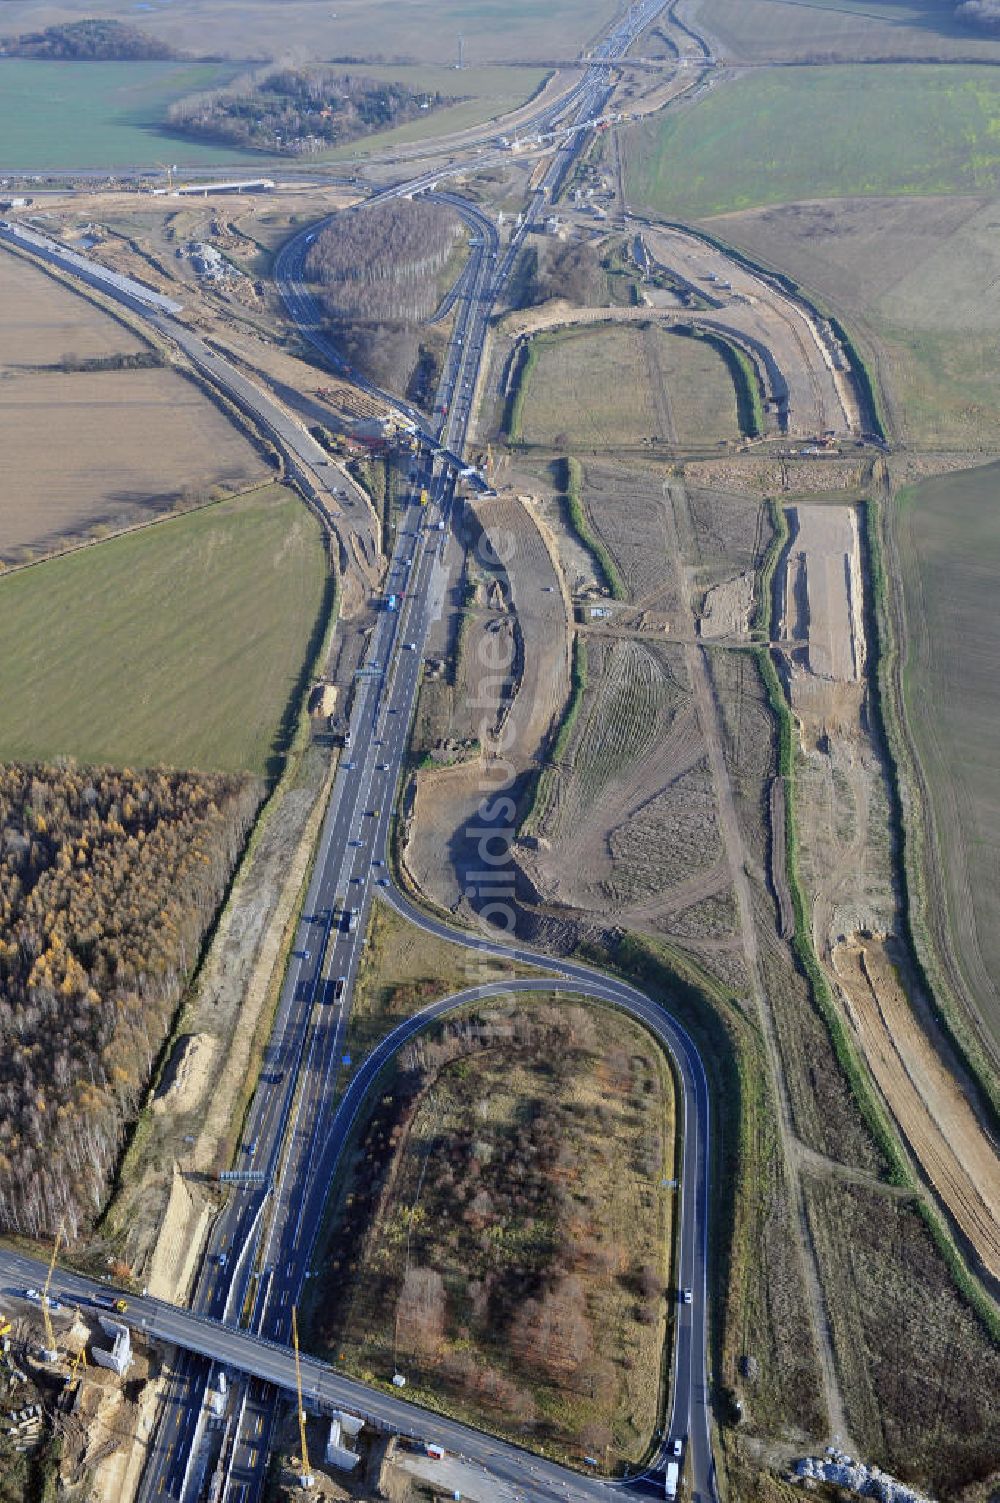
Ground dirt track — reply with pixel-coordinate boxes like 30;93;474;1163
835;940;1000;1281
498;222;861;442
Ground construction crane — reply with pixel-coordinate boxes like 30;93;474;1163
290;1307;315;1490
39;1226;62;1363
156;162;176;191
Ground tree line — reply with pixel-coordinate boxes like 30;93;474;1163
0;761;260;1239
0;20;177;59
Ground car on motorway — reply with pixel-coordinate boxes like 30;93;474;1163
349;838;363;847
672;1439;683;1458
376;763;388;772
24;1288;41;1303
682;1288;693;1305
404;642;417;651
343;761;355;771
334;976;347;1000
376;876;390;887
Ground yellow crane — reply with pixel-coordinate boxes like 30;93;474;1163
156;162;176;191
290;1307;315;1490
64;1344;87;1392
39;1226;62;1362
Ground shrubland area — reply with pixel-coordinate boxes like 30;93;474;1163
0;761;258;1238
310;995;675;1468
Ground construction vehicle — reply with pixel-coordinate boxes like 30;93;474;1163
419;487;429;506
38;1228;62;1362
93;1294;128;1315
64;1345;87;1391
291;1308;315;1489
0;1314;11;1341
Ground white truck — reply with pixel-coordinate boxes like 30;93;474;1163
665;1460;680;1499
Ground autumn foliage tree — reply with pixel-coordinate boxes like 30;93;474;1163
0;761;259;1238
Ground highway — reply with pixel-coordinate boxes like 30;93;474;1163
0;1;720;1498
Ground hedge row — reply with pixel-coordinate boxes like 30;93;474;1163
559;456;627;600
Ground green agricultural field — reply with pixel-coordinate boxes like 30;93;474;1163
625;65;1000;219
896;460;1000;1055
0;485;328;776
0;59;254;169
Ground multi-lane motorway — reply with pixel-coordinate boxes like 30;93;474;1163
0;0;723;1498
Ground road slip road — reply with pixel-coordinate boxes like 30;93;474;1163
0;3;723;1499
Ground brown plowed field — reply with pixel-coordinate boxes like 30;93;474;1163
0;264;267;564
0;249;147;366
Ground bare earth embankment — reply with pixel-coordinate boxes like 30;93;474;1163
778;501;1000;1283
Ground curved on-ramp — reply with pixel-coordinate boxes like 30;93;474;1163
305;879;718;1502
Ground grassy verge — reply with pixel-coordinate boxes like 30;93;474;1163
827;315;888;441
558;456;627;600
752;498;788;639
349;454;395;556
552;631;588;761
520;630;588;839
504;337;539;444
